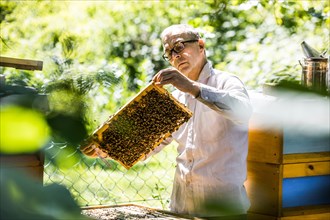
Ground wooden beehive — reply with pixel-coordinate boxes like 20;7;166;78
83;82;192;169
0;57;45;184
246;94;330;220
0;152;44;184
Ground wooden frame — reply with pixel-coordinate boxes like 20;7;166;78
81;204;194;219
0;56;43;71
82;82;192;169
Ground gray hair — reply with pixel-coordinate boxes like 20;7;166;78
160;24;201;43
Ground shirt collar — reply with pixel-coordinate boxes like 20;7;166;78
197;61;214;83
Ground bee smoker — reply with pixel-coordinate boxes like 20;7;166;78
300;41;329;94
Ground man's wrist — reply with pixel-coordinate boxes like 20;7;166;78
191;82;201;98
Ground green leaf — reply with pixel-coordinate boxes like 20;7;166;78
0;105;50;154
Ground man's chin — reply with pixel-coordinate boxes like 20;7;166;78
178;65;190;75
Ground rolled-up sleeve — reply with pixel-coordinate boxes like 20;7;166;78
196;75;252;124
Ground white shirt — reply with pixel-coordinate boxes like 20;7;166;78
154;62;252;217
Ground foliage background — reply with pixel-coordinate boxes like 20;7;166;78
1;0;328;131
0;0;329;212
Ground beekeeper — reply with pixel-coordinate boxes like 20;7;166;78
151;24;252;219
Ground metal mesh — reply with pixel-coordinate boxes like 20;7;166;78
43;142;176;210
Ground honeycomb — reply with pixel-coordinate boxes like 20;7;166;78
83;82;192;169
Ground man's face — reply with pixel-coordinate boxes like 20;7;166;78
162;33;205;80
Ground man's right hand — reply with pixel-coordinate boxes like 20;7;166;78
152;67;200;98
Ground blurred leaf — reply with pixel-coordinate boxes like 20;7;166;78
47;113;88;146
0;105;50;154
201;197;246;217
0;168;91;220
0;1;16;23
59;33;78;59
0;0;328;135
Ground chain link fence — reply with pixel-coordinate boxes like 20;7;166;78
43;141;177;210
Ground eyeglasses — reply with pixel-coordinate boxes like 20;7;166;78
162;39;198;61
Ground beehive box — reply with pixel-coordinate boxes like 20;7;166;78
0;57;45;185
0;152;44;184
247;113;330;164
82;82;192;169
246;109;330;219
246;160;330;220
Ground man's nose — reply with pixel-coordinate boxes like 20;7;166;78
171;50;180;59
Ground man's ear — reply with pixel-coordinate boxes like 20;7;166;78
198;39;205;50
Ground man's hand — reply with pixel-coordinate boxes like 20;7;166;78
152;67;200;97
80;144;107;158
